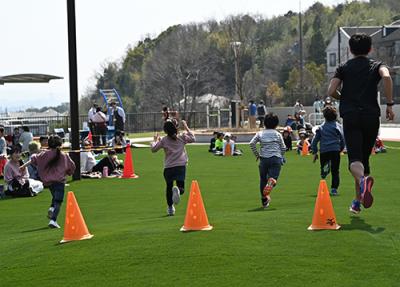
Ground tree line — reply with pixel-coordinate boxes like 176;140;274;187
80;0;400;113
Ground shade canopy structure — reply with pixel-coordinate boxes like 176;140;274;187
0;73;63;85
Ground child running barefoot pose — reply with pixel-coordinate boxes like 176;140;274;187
311;106;345;196
250;113;286;208
151;120;195;216
21;135;75;228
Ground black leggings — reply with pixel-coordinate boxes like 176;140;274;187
163;166;186;207
342;114;379;175
165;181;185;207
320;151;341;189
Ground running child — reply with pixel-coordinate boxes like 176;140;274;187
311;106;345;196
250;113;286;208
21;135;75;228
151;120;195;216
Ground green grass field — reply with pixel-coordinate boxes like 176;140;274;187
1;143;400;286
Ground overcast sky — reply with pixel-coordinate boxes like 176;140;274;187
0;0;345;111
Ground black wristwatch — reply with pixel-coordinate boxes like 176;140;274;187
387;102;395;107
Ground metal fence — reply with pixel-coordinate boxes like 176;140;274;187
2;104;399;137
0;110;232;136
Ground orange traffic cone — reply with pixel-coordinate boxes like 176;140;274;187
122;144;139;178
301;141;310;156
308;180;340;230
224;143;232;156
60;192;94;243
180;180;213;232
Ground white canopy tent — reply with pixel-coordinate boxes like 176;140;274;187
0;73;63;85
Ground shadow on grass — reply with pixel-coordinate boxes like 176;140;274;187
340;216;385;234
21;227;49;233
248;207;277;212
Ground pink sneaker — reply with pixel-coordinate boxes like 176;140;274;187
263;178;277;198
360;176;374;208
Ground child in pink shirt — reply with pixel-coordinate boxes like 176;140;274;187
22;135;75;228
151;120;195;216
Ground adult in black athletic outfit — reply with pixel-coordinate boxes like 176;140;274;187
328;33;395;214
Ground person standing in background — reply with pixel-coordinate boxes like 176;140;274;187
248;100;257;129
19;126;33;153
257;101;267;128
88;103;98;136
111;101;126;132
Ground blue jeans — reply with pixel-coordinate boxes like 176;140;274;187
258;156;282;199
49;182;65;221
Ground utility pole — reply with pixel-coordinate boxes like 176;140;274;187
66;0;81;180
231;41;242;128
299;0;304;94
337;26;341;65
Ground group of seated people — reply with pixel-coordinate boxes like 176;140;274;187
0;143;44;198
285;112;313;134
208;132;242;156
0;127;128;199
80;146;124;178
78;130;127;177
287;127;386;156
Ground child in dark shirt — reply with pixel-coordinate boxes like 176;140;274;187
282;127;292;151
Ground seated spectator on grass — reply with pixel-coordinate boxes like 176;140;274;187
27;141;41;180
0;127;7;178
80;141;97;174
92;149;124;176
294;112;306;130
296;129;310;155
223;133;242;156
282;127;293;151
3;145;43;198
4;132;13;152
39;136;49;150
285;115;296;131
231;135;243;155
12;127;20;146
19;126;33;153
208;131;218;152
212;132;225;155
214;133;224;152
223;133;235;156
111;130;127;153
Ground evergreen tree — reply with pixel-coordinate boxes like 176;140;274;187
308;15;326;65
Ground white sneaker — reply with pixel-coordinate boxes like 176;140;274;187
48;220;61;229
167;205;175;216
47;207;55;219
172;186;180;205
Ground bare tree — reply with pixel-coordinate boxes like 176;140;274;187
142;24;225;119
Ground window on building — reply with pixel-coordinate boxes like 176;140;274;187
329;53;336;67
